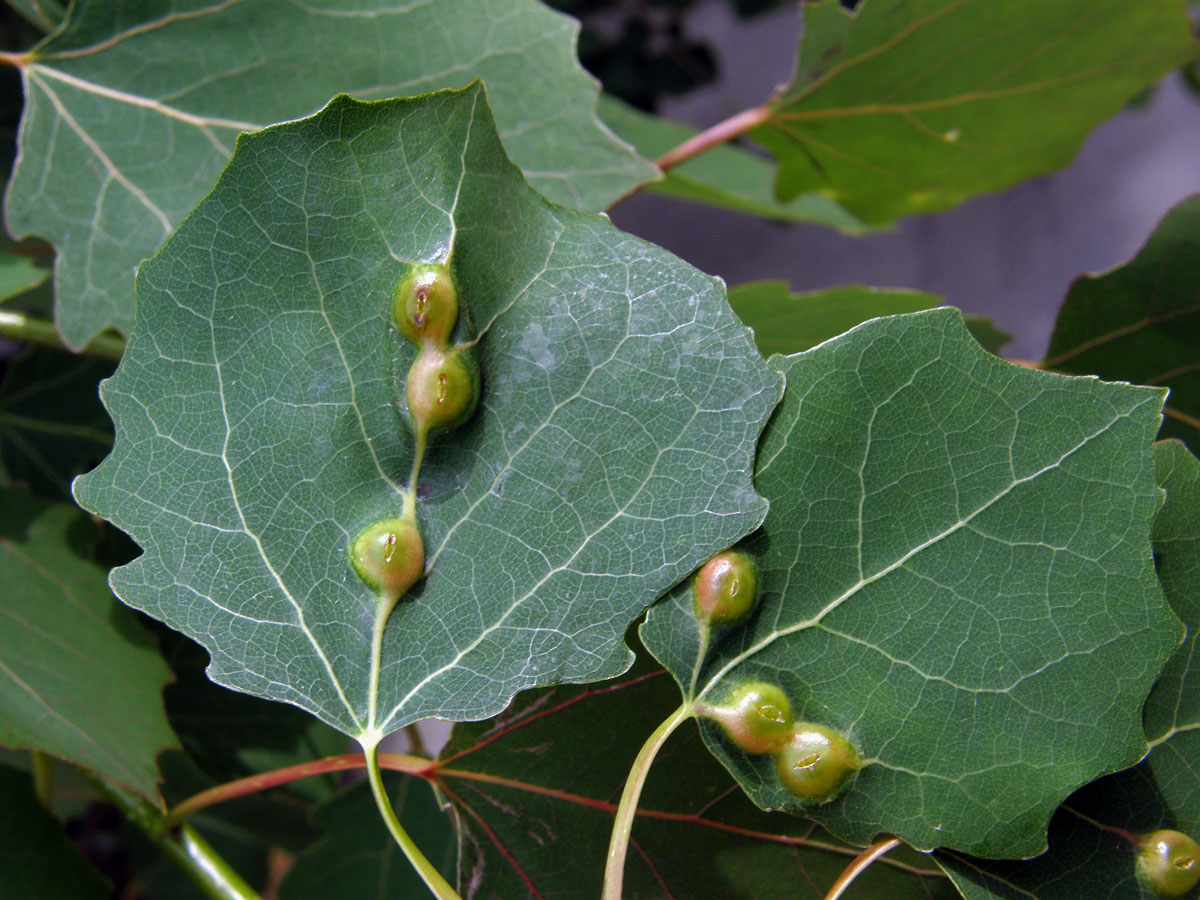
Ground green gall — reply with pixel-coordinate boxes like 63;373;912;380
702;681;794;755
395;264;458;346
693;550;758;626
406;346;479;434
1136;830;1200;899
350;518;424;599
775;724;861;805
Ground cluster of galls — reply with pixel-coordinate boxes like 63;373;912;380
350;264;479;604
692;551;1200;888
691;551;862;805
396;266;479;438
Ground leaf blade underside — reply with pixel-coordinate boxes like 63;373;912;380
641;309;1179;857
73;86;780;741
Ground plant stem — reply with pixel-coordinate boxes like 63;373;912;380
31;750;54;807
171;824;264;900
822;836;903;900
362;739;464;900
164;751;430;827
406;722;430;757
83;769;262;900
656;106;773;172
0;309;125;360
602;702;692;900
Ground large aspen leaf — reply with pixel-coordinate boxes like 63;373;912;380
641;310;1179;858
73;86;779;741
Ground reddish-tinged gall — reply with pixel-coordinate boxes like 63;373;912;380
701;681;794;755
693;550;758;626
406;346;478;434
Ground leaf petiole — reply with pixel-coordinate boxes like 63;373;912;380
0;310;125;360
821;836;903;900
655;105;772;172
362;739;464;900
601;702;693;900
163;751;431;828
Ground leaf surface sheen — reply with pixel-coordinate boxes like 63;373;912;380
756;0;1197;223
4;0;657;348
641;309;1179;857
937;440;1200;898
0;487;176;799
73;87;779;743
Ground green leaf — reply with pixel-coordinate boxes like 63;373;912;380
640;308;1179;857
937;440;1200;899
1044;194;1200;453
727;280;940;355
597;96;866;231
279;776;455;900
435;654;958;900
4;0;657;349
4;0;65;33
1144;440;1200;814
0;236;49;303
754;0;1197;224
0;762;108;900
727;281;1012;359
960;315;1014;358
0;487;176;799
0;347;114;501
73;87;779;742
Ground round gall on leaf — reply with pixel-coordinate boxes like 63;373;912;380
394;264;458;346
693;550;758;625
351;518;424;599
702;681;794;755
406;346;479;434
775;723;861;805
1136;830;1200;899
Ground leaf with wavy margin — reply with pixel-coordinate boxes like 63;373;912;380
641;309;1179;858
73;86;778;742
937;440;1200;899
